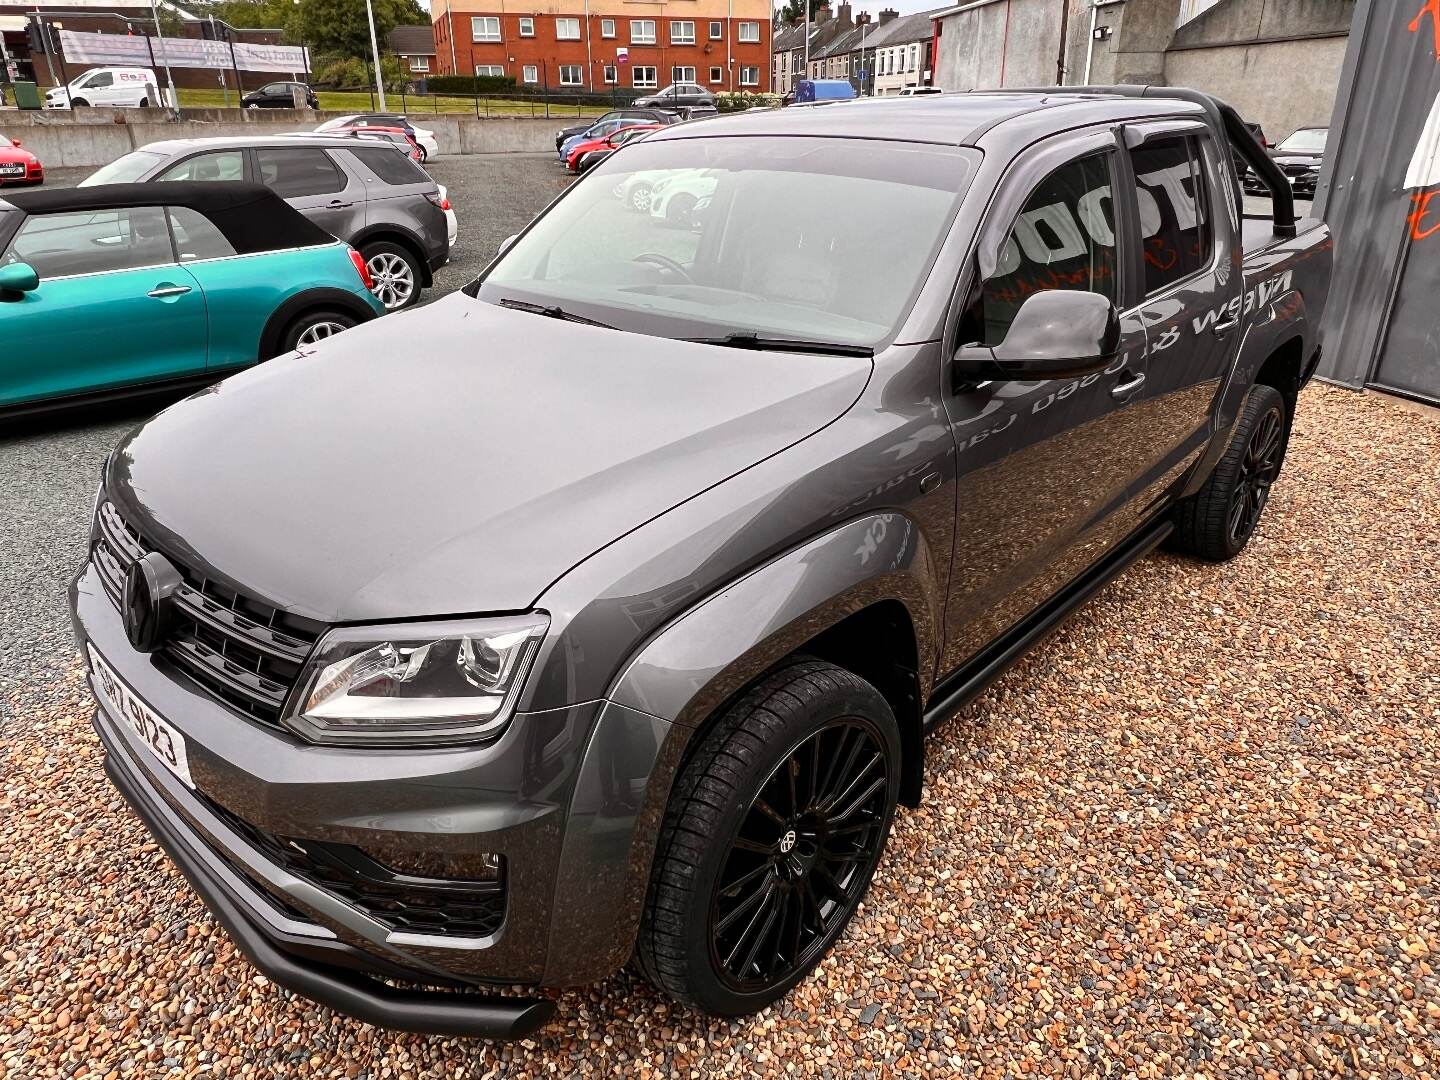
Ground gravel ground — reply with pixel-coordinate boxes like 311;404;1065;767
3;383;1437;1078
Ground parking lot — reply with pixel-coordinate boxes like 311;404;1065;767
3;157;1439;1078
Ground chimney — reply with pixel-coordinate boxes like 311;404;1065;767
855;10;870;25
814;2;831;25
837;1;853;27
878;6;898;23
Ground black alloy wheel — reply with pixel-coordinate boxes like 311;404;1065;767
708;718;891;992
637;660;901;1016
1228;402;1285;546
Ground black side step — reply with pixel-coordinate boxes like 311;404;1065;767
923;517;1173;732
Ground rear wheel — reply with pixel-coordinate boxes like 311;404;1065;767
360;241;421;311
139;97;149;107
637;661;900;1016
1170;384;1290;561
278;309;356;354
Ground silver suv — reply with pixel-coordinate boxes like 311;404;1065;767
80;135;449;310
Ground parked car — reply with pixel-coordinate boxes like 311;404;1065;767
647;166;716;224
630;82;716;110
558;117;662;164
242;81;319;110
897;86;944;96
328;125;424;164
316;114;439;162
554;107;679;153
79;136;448;311
566;124;661;173
70;87;1329;1038
0;135;43;186
1245;126;1327;198
44;67;158;109
789;79;857;105
0;182;381;415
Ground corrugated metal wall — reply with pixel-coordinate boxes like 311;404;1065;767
1315;0;1440;402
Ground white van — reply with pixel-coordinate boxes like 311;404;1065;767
44;68;160;109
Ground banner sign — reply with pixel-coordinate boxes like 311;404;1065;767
57;30;308;73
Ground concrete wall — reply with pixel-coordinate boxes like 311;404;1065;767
933;0;1066;90
5;109;560;167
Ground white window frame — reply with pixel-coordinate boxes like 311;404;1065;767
739;65;759;86
632;65;657;88
709;20;723;40
670;20;695;44
709;65;723;83
672;65;696;83
470;16;500;42
522;64;538;84
738;21;759;43
474;64;505;76
603;64;618;84
601;17;616;38
630;19;656;45
408;55;429;72
555;17;581;41
518;16;534;37
558;64;584;86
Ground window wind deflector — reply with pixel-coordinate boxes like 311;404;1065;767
684;332;874;357
497;297;618;329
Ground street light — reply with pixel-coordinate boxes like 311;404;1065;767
364;0;386;110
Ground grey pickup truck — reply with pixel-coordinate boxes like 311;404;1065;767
70;86;1330;1037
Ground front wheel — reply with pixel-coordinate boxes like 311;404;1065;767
70;98;90;108
361;241;421;311
1170;383;1290;561
278;308;357;354
637;661;900;1016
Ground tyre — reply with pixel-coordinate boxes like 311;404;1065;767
627;182;654;213
139;97;149;108
637;660;901;1016
71;98;90;108
664;192;697;228
360;241;421;311
276;309;356;355
419;146;428;163
1170;383;1289;562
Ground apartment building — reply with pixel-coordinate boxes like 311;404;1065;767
430;0;771;93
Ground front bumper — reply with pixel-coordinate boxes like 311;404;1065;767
70;560;684;1035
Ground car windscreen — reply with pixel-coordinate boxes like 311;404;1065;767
475;136;978;348
80;150;166;187
1278;129;1327;153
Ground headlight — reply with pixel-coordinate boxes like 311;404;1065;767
283;613;548;746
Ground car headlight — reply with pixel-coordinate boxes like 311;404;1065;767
282;613;548;746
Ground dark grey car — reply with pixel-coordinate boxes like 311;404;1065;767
70;88;1329;1039
80;135;448;310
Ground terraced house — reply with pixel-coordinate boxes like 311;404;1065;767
429;0;771;93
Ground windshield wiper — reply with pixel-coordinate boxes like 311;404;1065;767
685;332;874;357
498;297;617;329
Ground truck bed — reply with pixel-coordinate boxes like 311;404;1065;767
1241;213;1321;255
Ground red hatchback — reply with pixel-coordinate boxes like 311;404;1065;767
0;134;43;186
565;124;662;173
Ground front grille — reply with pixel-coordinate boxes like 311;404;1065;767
205;798;507;940
92;500;324;727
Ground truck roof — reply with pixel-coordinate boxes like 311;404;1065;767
656;91;1207;147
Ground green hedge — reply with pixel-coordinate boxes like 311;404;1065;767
424;74;519;95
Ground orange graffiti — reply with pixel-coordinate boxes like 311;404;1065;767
1412;0;1440;58
1408;189;1440;240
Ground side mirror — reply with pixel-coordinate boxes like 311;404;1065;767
498;234;519;258
0;262;40;296
955;290;1120;381
10;139;20;148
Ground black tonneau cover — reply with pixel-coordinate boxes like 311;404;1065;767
1;181;335;255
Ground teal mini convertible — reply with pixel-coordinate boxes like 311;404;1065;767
1;182;385;415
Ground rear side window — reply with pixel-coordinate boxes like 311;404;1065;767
5;207;172;278
158;149;244;183
167;206;237;261
350;145;428;186
255;148;346;198
1130;135;1212;295
962;152;1118;347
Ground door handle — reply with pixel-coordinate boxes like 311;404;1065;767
146;285;192;299
1211;314;1242;336
1110;371;1146;399
327;200;353;208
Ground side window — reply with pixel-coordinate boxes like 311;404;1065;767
166;206;237;262
350;145;428;186
254;148;346;198
1130;135;1212;295
86;72;115;88
157;150;245;183
5;207;172;278
961;152;1118;347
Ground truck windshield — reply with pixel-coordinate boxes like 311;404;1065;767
475;137;978;348
80;151;165;187
1278;128;1327;153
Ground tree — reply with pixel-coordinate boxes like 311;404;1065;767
292;0;427;59
779;0;826;25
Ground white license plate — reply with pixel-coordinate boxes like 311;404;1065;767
0;167;23;176
88;645;194;789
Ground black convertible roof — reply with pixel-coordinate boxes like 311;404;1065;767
1;181;336;255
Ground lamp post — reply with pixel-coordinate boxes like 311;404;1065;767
147;0;179;116
364;0;386;110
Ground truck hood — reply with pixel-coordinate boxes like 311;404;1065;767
108;294;870;624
